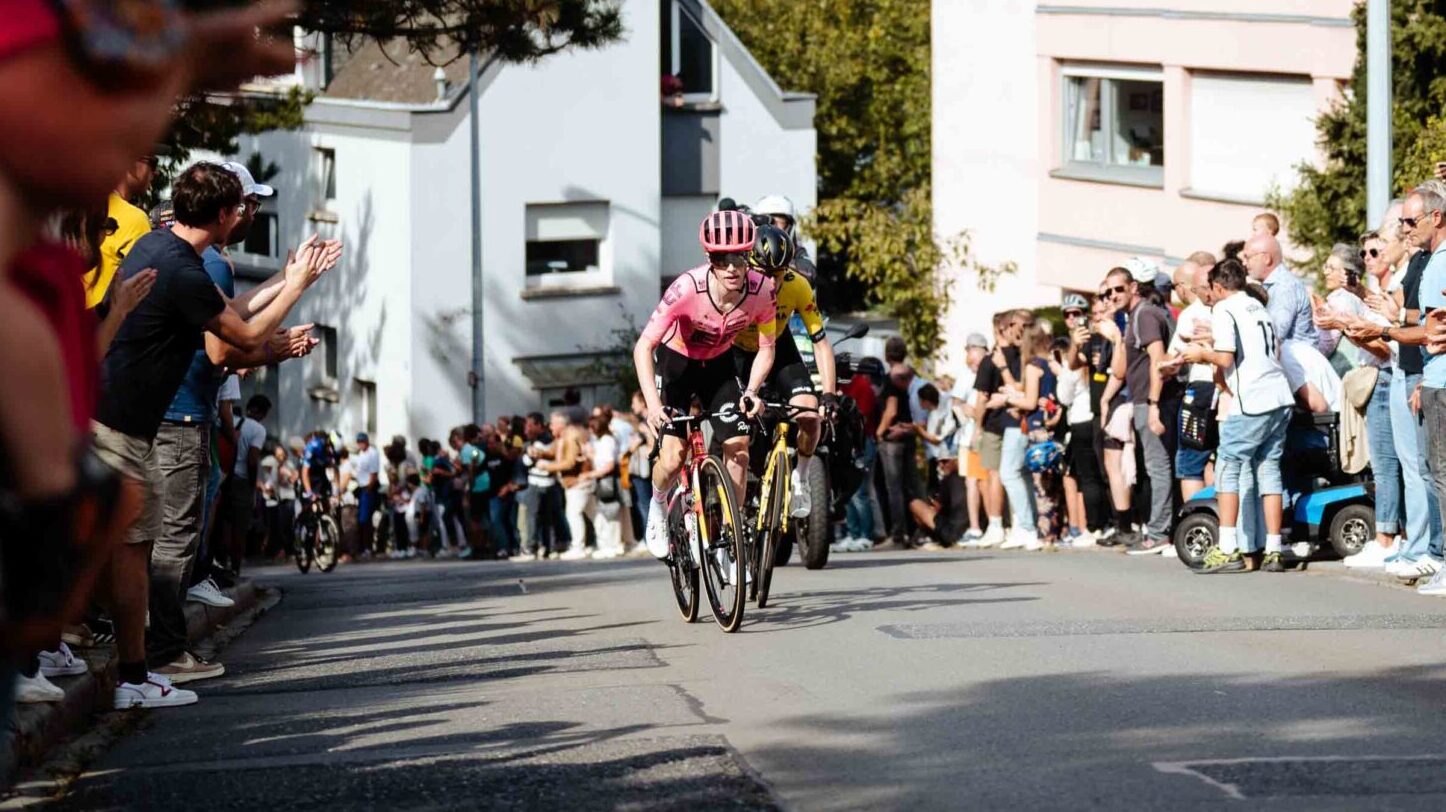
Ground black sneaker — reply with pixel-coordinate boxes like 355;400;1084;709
1101;530;1135;549
1124;536;1171;556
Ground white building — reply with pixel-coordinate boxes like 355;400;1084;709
932;0;1355;375
219;0;815;443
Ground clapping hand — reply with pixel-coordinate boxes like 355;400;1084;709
112;268;157;318
1366;291;1400;321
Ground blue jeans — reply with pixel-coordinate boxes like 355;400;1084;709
1392;369;1443;561
1216;406;1290;497
490;494;518;555
845;438;878;540
1367;371;1402;536
632;476;653;529
999;428;1036;533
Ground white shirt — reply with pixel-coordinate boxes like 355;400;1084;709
950;372;979;449
593;434;620;472
353;446;381;486
923;404;959;460
233;416;267;478
1280;339;1343;413
1055;365;1093;425
1168;300;1215;383
1211;290;1295;417
216;375;240;406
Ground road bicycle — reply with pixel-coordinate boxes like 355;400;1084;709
658;410;748;632
293;492;341;574
746;401;821;608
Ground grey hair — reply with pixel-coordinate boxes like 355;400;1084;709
1413;181;1446;216
1330;243;1365;278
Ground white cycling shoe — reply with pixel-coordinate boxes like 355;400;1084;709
790;461;812;519
645;501;670;560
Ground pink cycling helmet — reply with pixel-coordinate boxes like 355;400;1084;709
699;209;756;253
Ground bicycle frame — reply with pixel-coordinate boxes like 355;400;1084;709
756;421;793;536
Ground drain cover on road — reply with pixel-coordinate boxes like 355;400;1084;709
1156;756;1446;799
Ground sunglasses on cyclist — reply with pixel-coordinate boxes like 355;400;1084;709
708;252;749;269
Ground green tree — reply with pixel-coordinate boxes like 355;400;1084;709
1270;0;1446;269
712;0;1009;359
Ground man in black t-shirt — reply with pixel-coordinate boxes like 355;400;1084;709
92;162;339;707
909;449;967;548
1115;259;1177;553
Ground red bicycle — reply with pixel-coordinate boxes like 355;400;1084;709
658;410;748;633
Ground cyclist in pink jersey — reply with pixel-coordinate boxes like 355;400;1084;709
633;210;779;558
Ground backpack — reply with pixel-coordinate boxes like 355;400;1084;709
826;394;868;517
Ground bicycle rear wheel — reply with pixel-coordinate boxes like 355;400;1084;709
293;520;313;574
697;457;746;632
666;500;700;622
315;515;341;573
756;449;789;609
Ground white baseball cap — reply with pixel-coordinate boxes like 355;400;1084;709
220;161;275;198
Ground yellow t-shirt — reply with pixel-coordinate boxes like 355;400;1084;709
82;193;151;309
734;269;826;353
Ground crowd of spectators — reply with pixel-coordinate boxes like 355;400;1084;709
829;200;1446;599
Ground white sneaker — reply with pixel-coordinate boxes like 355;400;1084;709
1072;530;1098;548
1387;556;1443;581
559;547;591;561
1343;540;1392;569
976;525;1006;549
593;548;623;560
645;498;670;560
999;530;1028;550
15;671;65;703
38;642;88;678
1160;543;1179;559
185;578;235;609
830;536;856;553
790;461;812;519
846;537;874;552
1417;566;1446;596
1022;534;1044;552
114;673;198;709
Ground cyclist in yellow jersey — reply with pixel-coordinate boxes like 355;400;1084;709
732;224;838;519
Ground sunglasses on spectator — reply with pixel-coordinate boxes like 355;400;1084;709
1360;248;1379;259
1105;285;1128;296
1402;214;1435;228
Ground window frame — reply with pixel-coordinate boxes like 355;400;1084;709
523;201;612;292
1057;63;1165;188
316;147;337;208
669;0;718;103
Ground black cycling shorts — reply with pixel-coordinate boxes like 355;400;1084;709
732;337;816;401
655;346;750;443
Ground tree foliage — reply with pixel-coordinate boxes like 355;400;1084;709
712;0;1007;360
1270;0;1446;269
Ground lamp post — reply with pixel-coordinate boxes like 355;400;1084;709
1366;0;1391;227
468;50;486;424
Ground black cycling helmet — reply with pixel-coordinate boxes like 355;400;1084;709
750;223;795;272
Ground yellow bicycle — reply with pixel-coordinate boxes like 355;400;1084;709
749;402;818;608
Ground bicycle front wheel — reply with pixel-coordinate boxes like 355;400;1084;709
756;448;789;609
293;520;313;574
315;515;341;573
697;457;746;632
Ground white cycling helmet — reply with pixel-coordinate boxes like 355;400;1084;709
753;194;798;240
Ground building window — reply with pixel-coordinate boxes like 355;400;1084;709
316;147;336;206
524;202;610;288
1061;65;1164;184
1188;73;1317;203
355;379;377;437
661;0;715;100
242;208;280;258
314;325;338;385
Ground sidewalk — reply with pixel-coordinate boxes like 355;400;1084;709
2;579;265;790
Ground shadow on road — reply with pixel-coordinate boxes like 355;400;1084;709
745;581;1042;633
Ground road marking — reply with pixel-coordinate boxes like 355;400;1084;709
1153;754;1446;800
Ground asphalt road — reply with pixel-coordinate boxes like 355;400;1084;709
56;547;1446;810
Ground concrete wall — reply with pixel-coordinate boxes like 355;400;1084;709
475;0;663;419
932;0;1356;377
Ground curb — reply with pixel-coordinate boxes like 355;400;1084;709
1305;560;1441;595
2;579;260;786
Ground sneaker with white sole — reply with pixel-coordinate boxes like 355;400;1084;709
185;578;235;609
559;547;591;561
830;536;857;553
1417;566;1446;596
153;652;225;684
645;497;670;560
1386;556;1443;582
790;462;812;519
1071;530;1098;548
716;548;751;587
1022;535;1044;552
1343;540;1392;569
15;671;65;703
999;530;1030;550
976;526;1006;548
960;529;984;546
38;642;88;678
115;673;198;709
